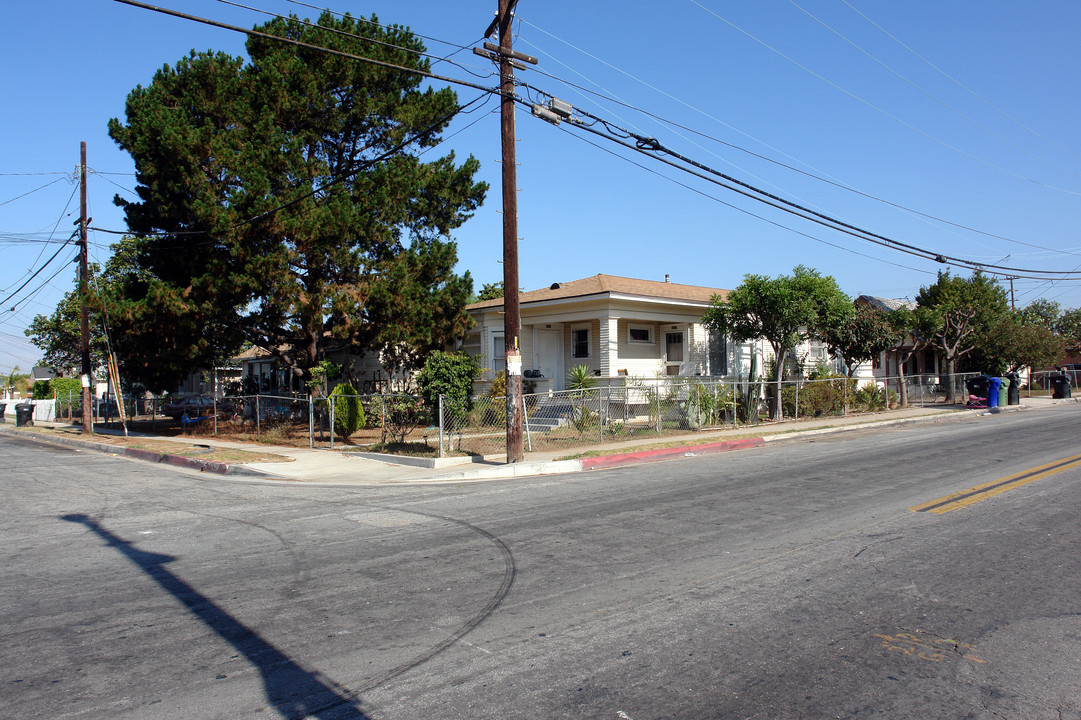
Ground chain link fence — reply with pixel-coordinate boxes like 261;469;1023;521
61;368;1073;456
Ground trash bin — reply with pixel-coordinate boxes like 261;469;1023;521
987;376;1001;408
998;377;1010;407
0;403;5;423
15;403;34;427
965;375;989;401
1005;372;1020;405
1051;374;1072;399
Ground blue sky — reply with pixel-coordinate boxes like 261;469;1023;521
3;0;1080;376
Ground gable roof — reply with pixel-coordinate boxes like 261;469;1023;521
856;295;916;312
467;274;729;311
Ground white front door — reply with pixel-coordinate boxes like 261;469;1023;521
665;330;685;376
536;329;562;390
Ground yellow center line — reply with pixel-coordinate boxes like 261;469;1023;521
911;453;1081;514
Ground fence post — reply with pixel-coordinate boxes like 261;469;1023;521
655;387;662;436
329;395;335;451
794;379;799;421
438;394;445;459
213;398;218;435
256;395;261;438
380;394;386;445
598;387;604;444
524;396;532;452
308;394;314;449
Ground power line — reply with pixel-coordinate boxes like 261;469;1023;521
515;21;1079;258
685;0;1081;197
210;0;496;82
840;0;1081;167
111;0;1081;283
553;117;936;277
93;92;492;242
0;240;76;312
787;0;1081;181
112;0;496;96
547;100;1081;280
0;177;69;209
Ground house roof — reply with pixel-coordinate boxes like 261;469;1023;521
30;366;57;381
856;295;916;312
233;346;271;361
467;274;729;311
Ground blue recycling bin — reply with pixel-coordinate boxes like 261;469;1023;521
987;376;1001;408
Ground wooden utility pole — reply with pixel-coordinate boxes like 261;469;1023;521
79;142;93;435
498;0;524;462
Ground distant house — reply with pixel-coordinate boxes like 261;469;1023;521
855;295;940;380
237;345;403;397
29;365;59;392
463;274;766;393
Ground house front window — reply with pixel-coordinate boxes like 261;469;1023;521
491;333;505;375
708;330;728;376
571;326;591;359
628;324;654;344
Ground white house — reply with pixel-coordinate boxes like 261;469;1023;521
463;274;770;393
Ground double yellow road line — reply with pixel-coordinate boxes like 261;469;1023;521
911;453;1081;514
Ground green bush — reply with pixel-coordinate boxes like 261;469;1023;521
416;351;479;418
32;380;52;400
50;377;82;400
482;372;507;426
781;375;856;418
330;383;364;439
852;383;898;412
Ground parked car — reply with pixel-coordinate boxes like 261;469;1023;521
163;396;222;422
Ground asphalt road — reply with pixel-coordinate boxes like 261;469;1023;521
2;406;1080;719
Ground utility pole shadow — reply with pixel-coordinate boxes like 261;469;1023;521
61;514;371;719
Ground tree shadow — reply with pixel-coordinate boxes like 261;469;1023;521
61;513;371;719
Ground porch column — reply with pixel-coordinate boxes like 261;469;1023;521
600;317;619;376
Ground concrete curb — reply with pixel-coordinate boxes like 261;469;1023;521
0;427;267;477
425;459;585;483
346;450;486;469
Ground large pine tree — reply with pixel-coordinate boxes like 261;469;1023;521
106;12;486;391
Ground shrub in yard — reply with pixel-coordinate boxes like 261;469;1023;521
50;377;82;400
32;379;52;400
852;383;897;412
330;383;364;439
482;372;507;426
416;351;479;419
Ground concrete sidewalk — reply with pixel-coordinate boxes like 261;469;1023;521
4;396;1073;485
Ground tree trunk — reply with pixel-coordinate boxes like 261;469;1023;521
944;357;958;404
896;351;908;407
772;348;786;421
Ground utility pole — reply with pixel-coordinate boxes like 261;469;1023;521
1008;277;1016;310
79;142;93;435
497;0;523;463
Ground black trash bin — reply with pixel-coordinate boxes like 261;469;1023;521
15;403;34;427
1005;372;1020;405
965;375;990;400
0;403;6;423
1050;374;1072;399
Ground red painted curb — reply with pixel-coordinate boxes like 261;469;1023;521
580;437;765;470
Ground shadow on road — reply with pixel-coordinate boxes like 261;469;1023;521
61;513;371;720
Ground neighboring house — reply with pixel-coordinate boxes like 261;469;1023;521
463;274;763;393
855;295;940;381
30;365;58;390
237;345;402;396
